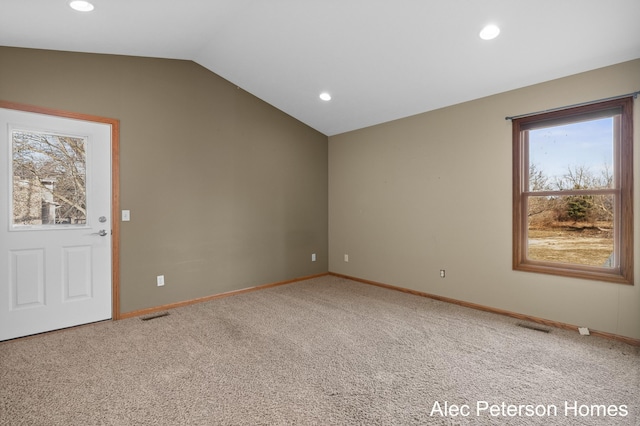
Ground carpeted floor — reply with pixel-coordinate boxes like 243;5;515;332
1;275;638;425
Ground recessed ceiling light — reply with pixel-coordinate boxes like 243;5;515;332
319;92;332;101
479;24;500;40
69;1;95;12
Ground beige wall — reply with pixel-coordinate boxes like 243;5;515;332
2;46;638;340
0;47;328;313
329;59;640;339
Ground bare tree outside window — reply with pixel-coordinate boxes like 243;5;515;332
12;130;87;226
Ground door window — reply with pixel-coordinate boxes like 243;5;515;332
11;129;87;228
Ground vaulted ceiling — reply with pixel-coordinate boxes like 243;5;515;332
2;0;639;136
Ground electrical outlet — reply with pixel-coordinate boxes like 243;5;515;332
440;269;446;278
344;254;349;262
157;275;165;287
311;253;316;262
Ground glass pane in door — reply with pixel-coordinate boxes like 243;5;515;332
12;130;87;227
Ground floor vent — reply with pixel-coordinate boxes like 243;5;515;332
141;312;170;321
517;323;551;333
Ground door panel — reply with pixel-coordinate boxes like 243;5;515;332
10;249;45;308
0;108;112;341
63;245;92;300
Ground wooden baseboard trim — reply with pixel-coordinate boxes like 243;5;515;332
120;272;329;320
329;272;640;347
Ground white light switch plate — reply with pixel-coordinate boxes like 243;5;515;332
122;210;130;221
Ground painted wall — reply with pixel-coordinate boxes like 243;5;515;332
2;47;638;340
0;47;328;313
329;59;640;339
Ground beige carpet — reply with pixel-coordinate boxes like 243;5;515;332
1;275;638;425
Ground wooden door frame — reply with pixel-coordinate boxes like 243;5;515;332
0;100;121;320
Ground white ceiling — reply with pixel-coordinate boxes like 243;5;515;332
1;1;639;136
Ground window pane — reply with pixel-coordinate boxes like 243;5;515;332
12;130;87;226
527;194;614;267
528;117;614;191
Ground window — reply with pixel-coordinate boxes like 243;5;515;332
512;97;633;284
11;129;87;228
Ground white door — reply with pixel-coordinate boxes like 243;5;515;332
0;108;112;341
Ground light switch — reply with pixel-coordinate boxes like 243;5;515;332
122;210;130;221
